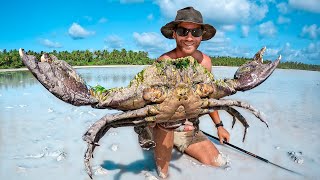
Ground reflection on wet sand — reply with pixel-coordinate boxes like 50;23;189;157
0;66;146;89
0;71;37;89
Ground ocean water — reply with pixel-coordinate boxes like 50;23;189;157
0;66;319;180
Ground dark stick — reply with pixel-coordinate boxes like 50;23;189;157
202;130;304;177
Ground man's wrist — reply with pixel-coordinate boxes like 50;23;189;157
215;121;223;128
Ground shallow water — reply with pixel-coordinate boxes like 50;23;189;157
0;67;319;180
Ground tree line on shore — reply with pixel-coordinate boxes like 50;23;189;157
0;49;319;71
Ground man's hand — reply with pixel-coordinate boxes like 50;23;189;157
217;127;230;144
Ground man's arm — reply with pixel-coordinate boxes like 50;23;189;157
209;111;230;144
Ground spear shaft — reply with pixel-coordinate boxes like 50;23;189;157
202;131;304;176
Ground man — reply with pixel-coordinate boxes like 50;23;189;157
138;7;231;178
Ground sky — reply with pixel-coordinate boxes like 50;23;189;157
0;0;320;64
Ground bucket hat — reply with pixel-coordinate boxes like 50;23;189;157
161;6;216;41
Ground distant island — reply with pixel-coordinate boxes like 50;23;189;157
0;49;319;71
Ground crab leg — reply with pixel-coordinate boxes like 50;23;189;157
223;106;250;142
84;120;148;178
206;99;268;127
84;119;148;179
201;106;250;141
83;105;158;143
83;105;159;179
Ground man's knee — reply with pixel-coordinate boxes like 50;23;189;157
185;140;227;166
198;157;213;165
200;153;227;167
211;153;227;167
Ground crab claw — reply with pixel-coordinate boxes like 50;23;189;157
233;47;280;91
19;48;98;106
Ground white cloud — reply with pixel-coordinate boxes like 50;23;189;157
99;17;108;23
133;32;165;48
133;32;171;57
277;16;291;24
221;25;236;31
83;16;93;21
120;0;144;3
278;42;320;64
249;3;269;22
202;45;253;58
104;35;123;49
300;24;320;39
155;0;269;25
68;23;95;40
276;2;290;14
258;21;277;38
258;0;276;3
265;48;279;57
201;39;320;65
39;39;62;48
208;31;231;46
289;0;320;13
147;14;154;20
305;42;318;53
241;25;250;38
200;31;232;54
207;42;320;64
301;42;320;61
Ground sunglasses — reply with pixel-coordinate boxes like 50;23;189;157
175;27;204;37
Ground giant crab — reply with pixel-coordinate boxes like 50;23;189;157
19;47;280;178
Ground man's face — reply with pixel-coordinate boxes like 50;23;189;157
173;22;203;56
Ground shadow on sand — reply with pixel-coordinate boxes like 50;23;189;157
101;148;184;180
